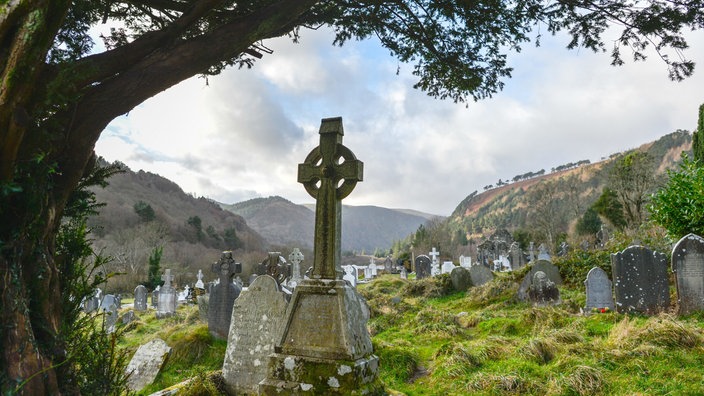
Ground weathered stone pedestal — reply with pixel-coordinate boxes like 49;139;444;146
259;279;383;395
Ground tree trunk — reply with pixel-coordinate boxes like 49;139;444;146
0;1;319;393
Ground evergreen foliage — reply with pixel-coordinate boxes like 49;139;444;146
649;155;704;239
147;246;164;290
592;188;627;230
694;104;704;163
133;200;156;222
576;208;603;236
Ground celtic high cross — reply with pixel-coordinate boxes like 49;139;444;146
298;117;363;279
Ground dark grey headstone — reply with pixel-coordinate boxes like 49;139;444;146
134;285;148;311
584;267;614;312
208;252;242;339
611;245;669;314
122;310;135;325
222;275;288;395
509;242;525;270
530;260;562;285
450;267;472;292
468;265;493;287
528;271;560;305
672;234;704;315
151;286;160;308
415;255;431;279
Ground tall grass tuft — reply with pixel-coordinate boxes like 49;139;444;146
522;337;558;364
563;365;605;395
641;315;703;348
413;307;463;337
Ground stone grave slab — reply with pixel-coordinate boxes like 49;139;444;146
125;338;172;392
528;271;560;305
611;245;669;314
222;275;288;395
134;285;148;311
672;234;704;315
468;265;494;287
584;267;614;313
450;267;472;292
415;255;431;279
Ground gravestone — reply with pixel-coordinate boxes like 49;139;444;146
122;310;135;325
105;306;119;334
151;285;160;308
611;245;669;314
429;248;440;267
343;265;357;287
400;266;408;279
125;338;172;392
459;255;472;268
197;294;209;323
384;256;396;274
442;261;456;274
528;271;560;305
369;257;378;278
415;255;432;279
517;260;563;301
222;275;288;395
537;244;551;260
195;269;205;290
100;294;120;312
450;267;472;292
672;234;704;315
134;285;148;311
509;242;525;270
584;267;614;313
156;270;176;318
260;117;381;395
288;248;304;289
468;265;494;287
83;290;100;313
528;242;535;262
258;252;290;285
208;251;242;339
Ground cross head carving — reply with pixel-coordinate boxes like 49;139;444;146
298;117;363;279
212;251;242;284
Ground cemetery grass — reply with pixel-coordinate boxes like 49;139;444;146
115;274;704;395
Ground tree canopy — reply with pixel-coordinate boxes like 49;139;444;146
1;1;704;394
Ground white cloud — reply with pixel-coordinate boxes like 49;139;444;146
97;27;704;215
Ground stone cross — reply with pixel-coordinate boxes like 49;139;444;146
288;248;304;284
429;247;440;264
211;251;242;284
162;269;174;288
297;117;363;279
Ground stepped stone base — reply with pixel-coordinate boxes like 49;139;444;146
258;354;383;395
259;278;384;395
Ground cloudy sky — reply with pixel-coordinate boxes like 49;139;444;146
95;27;704;216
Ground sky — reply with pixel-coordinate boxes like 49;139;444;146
95;26;704;216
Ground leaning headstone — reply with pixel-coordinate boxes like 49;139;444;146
134;285;148;311
122;310;135;325
672;234;704;315
125;338;172;392
442;261;456;274
208;251;242;339
611;245;669;314
528;271;560;305
156;270;177;318
468;265;494;287
260;117;381;394
584;267;615;313
415;255;432;279
222;275;288;395
450;267;472;292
